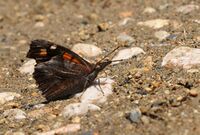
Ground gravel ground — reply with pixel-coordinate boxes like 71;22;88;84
0;0;200;135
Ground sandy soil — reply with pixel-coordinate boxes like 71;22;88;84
0;0;200;135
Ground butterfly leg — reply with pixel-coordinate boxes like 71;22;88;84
77;79;90;101
96;78;105;96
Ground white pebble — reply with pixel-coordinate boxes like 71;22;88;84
154;30;170;41
78;77;115;103
118;17;134;26
3;109;26;120
12;132;25;135
0;92;21;104
112;47;145;64
61;103;100;117
19;59;36;74
162;47;200;69
34;22;45;28
176;4;199;14
137;19;169;29
72;43;102;57
143;7;156;13
38;124;80;135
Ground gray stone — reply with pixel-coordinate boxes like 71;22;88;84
129;108;142;123
176;4;199;14
117;33;135;44
154;30;170;41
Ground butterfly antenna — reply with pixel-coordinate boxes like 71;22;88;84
97;45;121;64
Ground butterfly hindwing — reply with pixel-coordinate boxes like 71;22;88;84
34;67;87;101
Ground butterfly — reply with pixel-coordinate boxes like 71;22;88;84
27;39;119;103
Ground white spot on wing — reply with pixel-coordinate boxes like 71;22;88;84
50;45;57;50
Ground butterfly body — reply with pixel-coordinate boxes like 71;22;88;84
27;40;111;102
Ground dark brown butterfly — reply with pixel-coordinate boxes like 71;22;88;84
27;39;118;103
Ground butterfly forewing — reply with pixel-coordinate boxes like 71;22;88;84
27;39;94;72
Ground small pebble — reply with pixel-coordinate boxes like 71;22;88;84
3;109;26;120
187;69;199;73
34;22;45;28
189;89;198;97
143;7;156;13
0;92;21;105
28;109;45;118
176;4;199;14
159;3;171;10
4;131;25;135
71;116;81;123
72;43;102;57
193;19;200;24
118;17;134;26
166;34;177;40
19;59;36;74
164;90;170;94
171;20;182;29
162;47;200;69
119;11;133;18
34;14;45;21
97;22;110;31
28;107;52;118
177;96;184;101
0;15;3;22
170;99;181;107
5;102;20;108
61;103;100;118
154;30;170;41
128;108;142;123
18;40;27;45
137;19;169;29
12;132;25;135
82;131;99;135
141;116;150;124
151;81;161;88
37;124;50;132
38;124;81;135
144;87;153;92
117;33;135;44
194;35;200;42
88;13;99;21
143;56;154;70
112;47;145;64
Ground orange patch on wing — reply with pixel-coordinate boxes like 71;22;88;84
63;52;81;64
71;58;81;64
39;49;47;56
63;53;72;60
